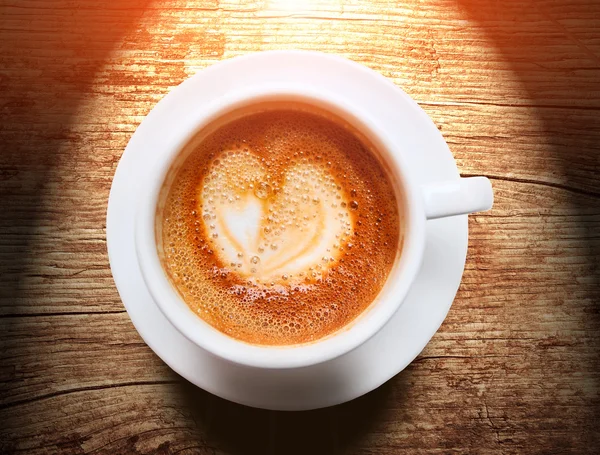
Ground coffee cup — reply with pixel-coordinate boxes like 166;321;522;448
134;61;493;370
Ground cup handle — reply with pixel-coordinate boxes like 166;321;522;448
422;176;493;220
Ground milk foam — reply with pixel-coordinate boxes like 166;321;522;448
199;151;352;284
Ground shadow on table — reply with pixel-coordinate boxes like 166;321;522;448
0;0;152;307
176;372;400;455
456;0;600;445
0;0;152;428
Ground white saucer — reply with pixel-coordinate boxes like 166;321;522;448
106;51;467;411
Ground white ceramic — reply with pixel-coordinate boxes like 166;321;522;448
107;50;492;409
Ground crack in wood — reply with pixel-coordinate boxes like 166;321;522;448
0;380;179;411
0;310;127;318
461;173;600;199
419;100;600;111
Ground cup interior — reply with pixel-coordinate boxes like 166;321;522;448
135;86;426;369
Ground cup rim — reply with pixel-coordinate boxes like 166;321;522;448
134;83;426;370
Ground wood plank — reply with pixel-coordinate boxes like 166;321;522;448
0;313;173;408
1;0;600;111
0;340;598;453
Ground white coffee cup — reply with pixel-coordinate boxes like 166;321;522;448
134;80;493;371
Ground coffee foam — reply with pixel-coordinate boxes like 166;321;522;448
199;152;353;284
159;103;401;346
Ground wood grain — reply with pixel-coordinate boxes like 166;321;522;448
1;0;599;453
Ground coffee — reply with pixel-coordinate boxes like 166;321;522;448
158;102;401;346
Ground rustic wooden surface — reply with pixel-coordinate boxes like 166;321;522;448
1;0;599;453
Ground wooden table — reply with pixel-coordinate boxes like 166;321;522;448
1;1;599;453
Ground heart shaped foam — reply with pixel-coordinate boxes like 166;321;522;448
198;150;354;284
